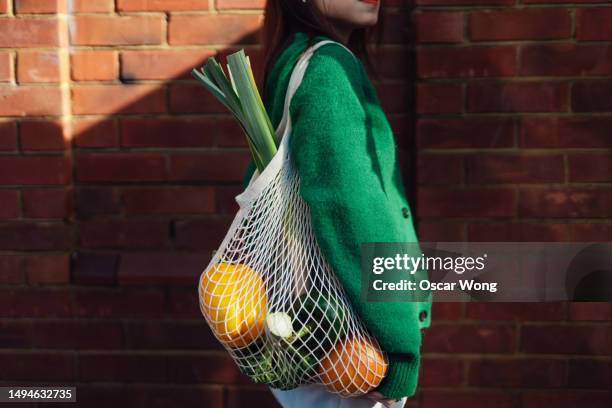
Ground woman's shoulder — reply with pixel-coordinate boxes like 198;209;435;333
305;39;364;86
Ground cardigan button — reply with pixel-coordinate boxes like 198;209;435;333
402;207;410;219
419;310;428;322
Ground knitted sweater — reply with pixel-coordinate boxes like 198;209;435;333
241;31;432;399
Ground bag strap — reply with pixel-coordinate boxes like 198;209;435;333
275;39;356;142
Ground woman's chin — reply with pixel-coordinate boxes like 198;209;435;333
360;16;379;27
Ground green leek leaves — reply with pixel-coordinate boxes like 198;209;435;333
192;50;276;173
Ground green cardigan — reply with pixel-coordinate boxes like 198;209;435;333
242;32;432;399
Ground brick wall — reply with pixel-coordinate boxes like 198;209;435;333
0;0;610;407
413;0;612;406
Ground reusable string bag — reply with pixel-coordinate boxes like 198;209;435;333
198;40;388;397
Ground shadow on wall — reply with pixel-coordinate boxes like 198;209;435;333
0;7;417;286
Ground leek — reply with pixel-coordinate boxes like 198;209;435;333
192;50;277;172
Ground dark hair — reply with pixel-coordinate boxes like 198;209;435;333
261;0;383;94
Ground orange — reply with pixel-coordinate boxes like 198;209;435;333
199;262;267;348
318;336;388;396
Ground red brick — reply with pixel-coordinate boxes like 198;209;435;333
421;391;514;408
122;187;215;215
0;321;30;347
417;83;463;114
470;9;572;41
465;303;567;321
79;353;166;382
521;325;612;355
124;321;220;350
0;156;70;185
468;223;571;242
418;119;515;149
20;320;123;349
418;222;467;242
75;187;121;216
469;358;566;388
568;360;612;389
73;0;114;12
0;190;19;219
19;120;66;151
465;154;565;184
120;118;215;148
423;324;516;353
76;153;167;182
0;18;59;47
520;117;612;148
226;388;280;408
173;218;233;250
167;287;201;318
22;188;71;218
572;82;612;112
0;288;72;317
168;15;262;45
117;0;209;11
377;82;412;114
375;48;412;80
577;9;612;41
121;49;214;81
521;45;612;77
24;254;69;285
217;0;266;8
72;288;165;318
380;10;412;45
79;220;169;249
71;51;118;81
519;188;612;218
0;255;24;284
167;353;245;384
72;85;166;115
569;154;612;183
15;0;58;13
169;152;251;182
522;391;612;408
0;121;17;151
72;252;118;286
572;224;612;241
79;385;224;407
118;252;209;285
468;82;569;113
169;84;227;114
73;119;118;148
418;155;464;185
0;87;62;116
432;302;465;320
214;186;242;216
71;16;164;46
415;11;464;43
0;352;74;381
569;303;612;321
421;358;464;387
0;52;10;82
0;223;72;250
418;47;516;78
0;0;6;13
418;188;516;218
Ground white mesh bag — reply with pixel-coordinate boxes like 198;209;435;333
198;40;388;397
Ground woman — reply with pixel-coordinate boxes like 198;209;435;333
241;1;432;407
